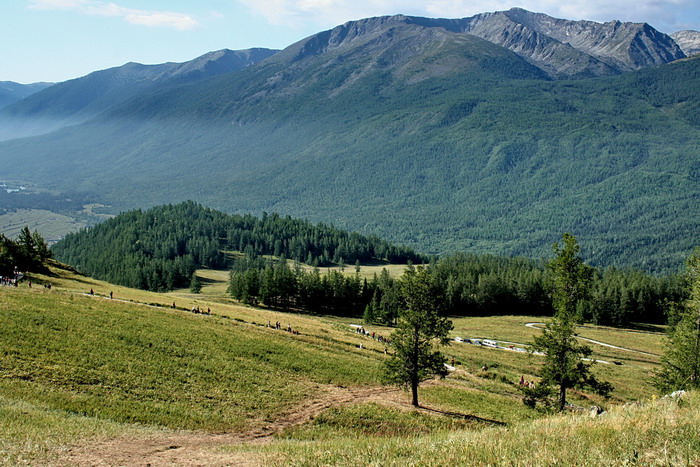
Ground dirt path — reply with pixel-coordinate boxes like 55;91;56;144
57;384;401;467
525;323;659;357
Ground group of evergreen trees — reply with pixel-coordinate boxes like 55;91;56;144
52;202;423;292
228;250;685;327
228;255;372;316
0;226;51;275
371;254;683;326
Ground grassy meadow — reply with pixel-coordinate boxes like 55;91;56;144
0;261;688;465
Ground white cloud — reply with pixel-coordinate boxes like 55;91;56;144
27;0;199;30
28;0;89;8
237;0;698;32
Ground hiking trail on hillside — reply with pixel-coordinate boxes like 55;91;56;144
58;384;401;466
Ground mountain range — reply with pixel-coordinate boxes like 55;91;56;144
0;81;52;110
0;8;698;273
0;48;277;141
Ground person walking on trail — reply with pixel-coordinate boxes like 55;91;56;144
109;291;113;299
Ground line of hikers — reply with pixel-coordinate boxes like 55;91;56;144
268;320;301;335
519;375;537;389
354;326;390;344
89;289;113;299
0;276;19;287
189;305;211;314
1;268;23;287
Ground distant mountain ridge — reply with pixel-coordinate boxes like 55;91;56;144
298;9;685;78
0;48;278;141
0;81;53;110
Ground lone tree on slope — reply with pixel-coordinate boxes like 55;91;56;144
383;266;453;407
528;233;612;411
190;272;202;294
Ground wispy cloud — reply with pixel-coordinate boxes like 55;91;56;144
27;0;200;30
237;0;696;32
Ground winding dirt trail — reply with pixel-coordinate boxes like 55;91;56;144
525;323;659;357
58;385;401;467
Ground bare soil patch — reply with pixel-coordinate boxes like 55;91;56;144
57;384;402;466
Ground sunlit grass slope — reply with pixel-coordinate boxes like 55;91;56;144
1;263;389;433
243;392;700;466
0;261;675;465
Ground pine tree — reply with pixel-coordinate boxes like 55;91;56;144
31;230;52;261
189;272;202;294
16;226;39;271
383;266;453;406
530;233;612;411
655;248;700;393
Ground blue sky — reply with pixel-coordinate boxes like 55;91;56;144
4;0;700;84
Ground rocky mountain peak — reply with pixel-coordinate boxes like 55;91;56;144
281;8;685;79
462;9;685;76
671;30;700;56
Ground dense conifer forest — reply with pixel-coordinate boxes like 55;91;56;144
229;251;685;325
51;201;424;291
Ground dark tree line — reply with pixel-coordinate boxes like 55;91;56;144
230;251;686;326
0;190;95;214
370;253;683;326
52;201;423;292
228;254;371;316
580;267;684;326
0;226;52;275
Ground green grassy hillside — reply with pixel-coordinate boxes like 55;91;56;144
0;261;683;464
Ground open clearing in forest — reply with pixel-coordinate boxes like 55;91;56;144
0;208;85;242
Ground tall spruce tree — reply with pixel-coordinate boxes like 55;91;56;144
529;233;611;411
655;248;700;393
383;266;453;407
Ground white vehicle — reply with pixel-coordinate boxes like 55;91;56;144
482;339;498;348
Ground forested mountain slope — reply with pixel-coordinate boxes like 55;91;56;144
1;14;699;272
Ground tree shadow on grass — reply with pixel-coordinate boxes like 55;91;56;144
419;405;507;426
